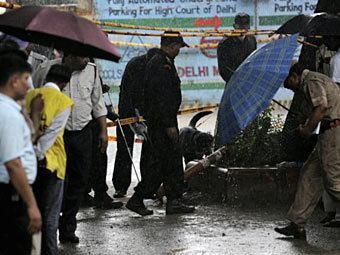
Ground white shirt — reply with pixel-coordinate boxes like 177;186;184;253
0;93;37;184
330;49;340;83
34;82;71;160
63;63;107;131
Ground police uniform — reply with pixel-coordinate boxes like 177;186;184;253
286;70;340;227
134;49;184;200
112;48;162;195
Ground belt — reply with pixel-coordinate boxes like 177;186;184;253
320;119;340;133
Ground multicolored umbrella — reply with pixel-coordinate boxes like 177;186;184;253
216;34;299;145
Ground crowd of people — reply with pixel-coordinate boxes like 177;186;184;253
0;28;200;255
0;9;340;255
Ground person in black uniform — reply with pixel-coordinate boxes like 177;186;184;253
126;32;195;216
217;12;257;86
112;48;161;198
215;12;257;147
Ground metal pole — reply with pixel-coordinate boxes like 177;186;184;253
116;119;140;182
107;90;141;182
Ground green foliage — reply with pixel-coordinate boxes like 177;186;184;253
223;107;285;167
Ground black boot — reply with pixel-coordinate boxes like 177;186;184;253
126;193;153;216
274;222;306;239
94;192;123;210
59;232;80;244
166;199;195;215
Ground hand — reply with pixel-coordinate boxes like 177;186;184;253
30;94;44;114
166;127;179;143
98;131;108;153
297;124;312;139
27;205;42;234
102;84;110;94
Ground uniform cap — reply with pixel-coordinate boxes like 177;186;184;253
161;31;189;48
234;13;250;29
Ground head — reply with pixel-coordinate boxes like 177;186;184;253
194;132;214;158
45;64;72;90
63;53;89;72
284;62;305;92
234;13;251;30
0;50;32;100
160;31;189;59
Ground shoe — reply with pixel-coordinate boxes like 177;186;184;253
320;212;336;224
323;219;340;228
113;190;127;198
126;193;153;216
59;233;80;244
81;194;95;208
94;192;123;209
166;199;195;215
274;222;306;239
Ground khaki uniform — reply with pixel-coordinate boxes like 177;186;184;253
287;70;340;226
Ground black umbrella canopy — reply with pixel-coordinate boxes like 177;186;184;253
276;13;340;37
301;13;340;36
275;13;327;35
275;14;313;34
0;6;121;62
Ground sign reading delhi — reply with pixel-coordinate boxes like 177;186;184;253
95;0;318;104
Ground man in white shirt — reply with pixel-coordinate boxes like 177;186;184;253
0;50;41;255
59;54;115;243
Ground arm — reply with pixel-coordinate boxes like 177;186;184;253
299;105;327;138
35;107;71;160
29;94;44;143
96;115;108;153
5;159;41;233
0;115;41;233
299;79;329;138
147;60;180;142
91;66;108;153
147;62;178;128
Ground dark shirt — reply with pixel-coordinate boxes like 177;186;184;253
144;50;182;128
118;48;162;118
217;36;257;84
118;54;147;118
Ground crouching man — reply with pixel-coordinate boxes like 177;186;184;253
275;63;340;239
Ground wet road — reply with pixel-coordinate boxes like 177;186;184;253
59;112;340;255
59;201;340;255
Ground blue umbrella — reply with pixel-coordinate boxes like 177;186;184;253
216;34;299;145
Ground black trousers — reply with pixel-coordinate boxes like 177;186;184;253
0;184;31;255
134;125;184;200
60;124;92;235
112;124;135;192
87;120;108;195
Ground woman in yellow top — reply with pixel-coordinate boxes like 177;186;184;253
26;64;73;255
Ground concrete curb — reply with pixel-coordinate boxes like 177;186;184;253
189;166;300;205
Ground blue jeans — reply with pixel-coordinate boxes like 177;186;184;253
34;168;64;255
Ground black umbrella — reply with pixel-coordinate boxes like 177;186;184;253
275;14;314;35
275;12;340;37
301;13;340;36
0;6;120;62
